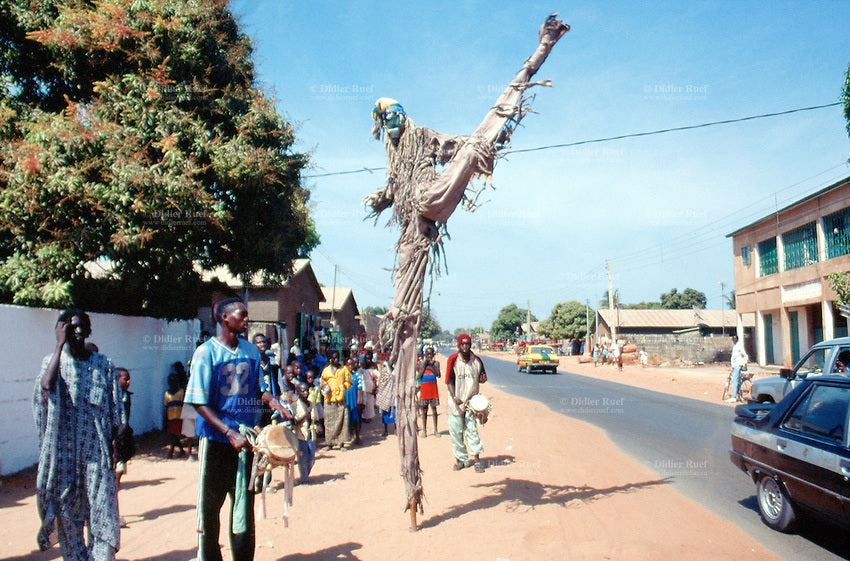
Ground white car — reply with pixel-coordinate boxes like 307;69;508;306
750;337;850;403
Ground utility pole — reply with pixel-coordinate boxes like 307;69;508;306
607;260;616;342
585;299;590;353
527;299;532;342
719;280;725;336
330;264;338;332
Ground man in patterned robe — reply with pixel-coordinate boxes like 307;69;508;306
33;309;123;561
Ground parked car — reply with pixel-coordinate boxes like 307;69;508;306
729;376;850;532
750;337;850;403
517;345;559;373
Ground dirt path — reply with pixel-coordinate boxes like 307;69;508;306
1;355;781;561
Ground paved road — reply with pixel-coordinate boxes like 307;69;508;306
471;352;850;561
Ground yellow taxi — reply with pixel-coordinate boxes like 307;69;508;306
517;345;560;374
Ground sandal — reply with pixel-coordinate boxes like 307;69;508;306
452;460;466;471
473;461;485;473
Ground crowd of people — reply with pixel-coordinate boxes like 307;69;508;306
32;302;489;561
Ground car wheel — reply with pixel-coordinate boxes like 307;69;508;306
756;474;796;532
517;363;522;372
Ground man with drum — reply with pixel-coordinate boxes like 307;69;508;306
445;333;488;473
185;297;289;561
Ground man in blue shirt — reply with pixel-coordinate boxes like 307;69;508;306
185;297;288;561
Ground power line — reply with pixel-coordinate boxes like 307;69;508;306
508;102;842;155
303;101;843;178
607;164;850;270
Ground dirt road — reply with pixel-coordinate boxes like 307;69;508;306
1;355;781;561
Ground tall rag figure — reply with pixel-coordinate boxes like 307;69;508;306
364;14;569;528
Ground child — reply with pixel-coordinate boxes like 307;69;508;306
305;367;324;440
280;364;297;403
164;373;186;458
375;360;396;436
115;367;133;527
345;357;364;444
416;347;441;437
293;382;317;484
359;351;378;423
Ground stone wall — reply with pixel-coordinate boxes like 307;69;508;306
622;332;741;365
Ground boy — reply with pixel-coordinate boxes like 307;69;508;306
164;373;186;458
292;382;317;484
184;297;289;561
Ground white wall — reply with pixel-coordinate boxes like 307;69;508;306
0;304;199;475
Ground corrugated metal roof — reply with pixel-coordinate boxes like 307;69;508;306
198;258;312;288
597;308;751;329
319;286;355;312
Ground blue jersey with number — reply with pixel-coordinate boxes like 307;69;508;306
185;337;262;442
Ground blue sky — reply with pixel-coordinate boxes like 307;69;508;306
230;0;850;331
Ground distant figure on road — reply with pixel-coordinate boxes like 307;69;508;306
725;334;749;403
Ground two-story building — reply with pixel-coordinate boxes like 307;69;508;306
727;175;850;367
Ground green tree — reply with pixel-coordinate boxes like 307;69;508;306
537;300;591;340
622;301;662;309
363;305;389;316
844;62;850;136
490;303;535;342
724;290;736;310
0;0;317;318
829;272;850;305
453;326;484;339
599;289;619;308
659;288;707;309
419;309;441;339
829;65;850;298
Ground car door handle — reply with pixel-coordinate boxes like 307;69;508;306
776;438;787;451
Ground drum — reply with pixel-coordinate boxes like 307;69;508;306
253;424;298;464
468;394;492;424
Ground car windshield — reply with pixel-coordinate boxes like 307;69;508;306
532;347;554;354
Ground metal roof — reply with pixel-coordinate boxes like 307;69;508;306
319;286;356;313
597;308;751;329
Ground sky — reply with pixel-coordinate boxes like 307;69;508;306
229;0;850;332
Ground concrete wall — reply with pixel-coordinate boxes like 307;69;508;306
622;332;750;365
0;304;199;475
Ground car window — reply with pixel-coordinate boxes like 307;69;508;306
794;347;830;377
782;384;850;443
831;346;850;373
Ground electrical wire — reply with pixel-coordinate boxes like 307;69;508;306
303;102;843;178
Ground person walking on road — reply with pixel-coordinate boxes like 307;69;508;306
446;334;488;473
725;334;749;403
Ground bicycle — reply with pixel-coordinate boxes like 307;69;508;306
722;366;753;402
